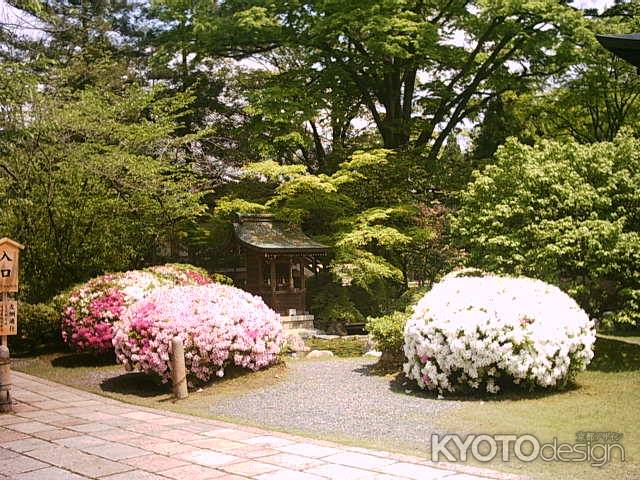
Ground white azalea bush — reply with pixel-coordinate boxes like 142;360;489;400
403;271;596;394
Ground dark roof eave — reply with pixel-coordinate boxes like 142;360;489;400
238;239;330;255
232;216;331;254
596;33;640;69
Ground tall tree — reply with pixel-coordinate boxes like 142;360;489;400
470;1;640;156
0;1;209;300
162;0;588;162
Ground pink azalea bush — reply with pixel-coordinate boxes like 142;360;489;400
112;284;283;384
145;264;217;286
60;264;220;353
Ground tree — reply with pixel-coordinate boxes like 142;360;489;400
0;63;207;302
3;0;152;88
452;134;640;327
470;1;640;156
535;2;640;143
164;0;588;162
0;0;213;300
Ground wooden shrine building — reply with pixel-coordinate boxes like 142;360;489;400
233;214;330;328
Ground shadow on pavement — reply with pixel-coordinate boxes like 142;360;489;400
100;372;170;398
51;352;117;368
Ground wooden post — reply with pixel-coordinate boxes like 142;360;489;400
170;337;188;400
1;292;6;348
0;238;23;414
299;259;306;290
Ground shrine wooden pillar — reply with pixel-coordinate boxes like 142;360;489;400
288;257;294;291
270;259;276;292
299;258;305;290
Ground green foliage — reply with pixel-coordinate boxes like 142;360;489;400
174;0;588;159
366;311;408;357
209;273;234;286
332;249;405;289
0;66;206;302
365;284;428;356
149;263;233;286
243;160;308;182
453;134;640;326
213;198;268;220
308;278;365;334
304;337;367;358
14;302;61;353
269;173;348;230
390;285;431;313
471;3;640;155
207;146;458;327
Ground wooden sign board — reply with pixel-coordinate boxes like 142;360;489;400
0;300;17;336
0;238;24;293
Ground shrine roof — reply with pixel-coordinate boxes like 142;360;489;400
596;33;640;69
233;214;330;254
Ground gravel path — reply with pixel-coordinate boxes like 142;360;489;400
209;357;461;453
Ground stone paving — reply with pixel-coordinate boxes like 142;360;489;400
1;372;526;480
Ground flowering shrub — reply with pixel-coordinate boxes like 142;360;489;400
60;264;222;353
113;284;283;384
145;264;232;286
403;271;596;394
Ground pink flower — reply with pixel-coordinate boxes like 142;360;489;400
60;264;220;353
113;284;284;384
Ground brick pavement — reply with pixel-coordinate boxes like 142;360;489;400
0;372;527;480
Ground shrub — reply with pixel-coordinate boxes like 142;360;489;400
14;302;61;352
60;264;228;353
144;264;215;286
403;271;596;394
113;284;283;384
452;134;640;328
308;279;364;334
366;286;427;358
366;311;408;357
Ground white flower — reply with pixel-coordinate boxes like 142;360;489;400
403;272;595;394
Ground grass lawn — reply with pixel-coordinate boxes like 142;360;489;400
430;336;639;480
303;336;368;357
10;336;639;480
11;351;288;421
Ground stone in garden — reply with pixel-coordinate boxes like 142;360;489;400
285;333;310;353
290;328;320;339
363;350;382;359
306;350;334;359
314;334;340;340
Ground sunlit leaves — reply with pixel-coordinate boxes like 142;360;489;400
453;134;640;324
